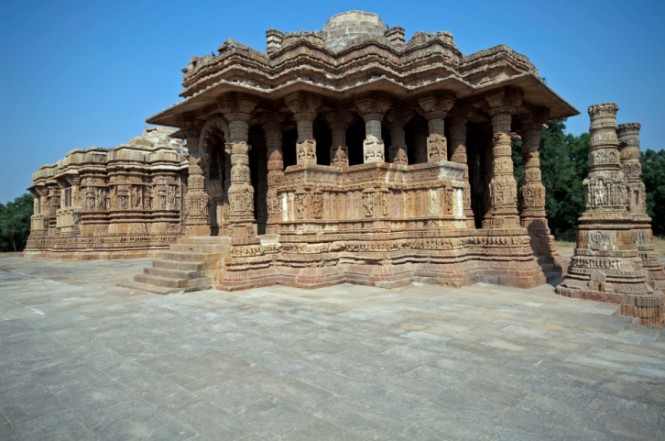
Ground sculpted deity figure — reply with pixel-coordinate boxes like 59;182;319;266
132;186;142;209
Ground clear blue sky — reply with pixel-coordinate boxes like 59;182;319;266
1;0;664;204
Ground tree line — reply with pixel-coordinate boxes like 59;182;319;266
1;120;664;252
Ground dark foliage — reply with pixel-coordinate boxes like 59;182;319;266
641;149;665;235
0;193;34;252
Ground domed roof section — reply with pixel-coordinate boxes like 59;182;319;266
322;11;387;53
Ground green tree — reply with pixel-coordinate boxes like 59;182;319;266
0;193;34;252
641;149;665;235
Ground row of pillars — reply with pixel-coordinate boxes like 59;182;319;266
182;89;550;237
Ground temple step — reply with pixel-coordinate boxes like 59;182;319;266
176;236;232;245
130;236;231;293
134;274;213;291
169;243;230;253
152;260;212;272
117;280;183;295
143;267;208;280
159;251;223;263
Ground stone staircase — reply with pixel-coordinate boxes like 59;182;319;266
126;236;231;294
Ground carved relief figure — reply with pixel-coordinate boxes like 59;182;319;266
167;185;177;210
86;189;95;211
363;192;375;217
295;193;306;219
313;192;323;218
132;186;142;209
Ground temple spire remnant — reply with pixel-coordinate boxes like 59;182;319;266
617;123;665;290
556;103;664;326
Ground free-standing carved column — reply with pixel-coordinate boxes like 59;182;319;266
484;91;521;229
182;122;211;236
618;123;665;289
386;110;414;165
356;96;391;163
449;116;473;220
285;93;321;166
219;94;258;239
557;103;661;326
618;123;647;215
324;112;353;167
419;94;455;162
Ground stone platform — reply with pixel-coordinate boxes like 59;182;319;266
1;254;664;440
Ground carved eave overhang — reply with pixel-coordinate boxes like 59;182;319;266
148;71;577;128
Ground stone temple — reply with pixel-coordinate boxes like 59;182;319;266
23;12;665;324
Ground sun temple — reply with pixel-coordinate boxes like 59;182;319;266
24;11;665;325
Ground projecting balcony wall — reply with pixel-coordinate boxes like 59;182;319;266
266;161;468;236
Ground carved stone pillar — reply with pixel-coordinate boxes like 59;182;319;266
386;110;414;165
219;95;258;239
419;94;455;162
356;97;391;163
285;93;320;165
519;112;566;280
449;116;473;220
183;122;211;236
557;103;660;326
483;91;520;229
324;112;353;167
263;119;284;181
618;123;665;289
618;123;647;215
263;118;283;232
520;115;548;223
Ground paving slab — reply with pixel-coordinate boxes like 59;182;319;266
0;254;664;440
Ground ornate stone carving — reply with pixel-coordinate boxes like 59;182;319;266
482;90;521;229
356;96;391;163
419;94;455;163
557;103;662;326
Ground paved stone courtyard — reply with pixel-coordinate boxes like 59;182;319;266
1;255;664;441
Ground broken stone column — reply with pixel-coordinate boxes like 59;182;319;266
556;103;663;326
617;123;665;289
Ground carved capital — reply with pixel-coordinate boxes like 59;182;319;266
323;111;354;129
217;93;258;123
355;96;391;121
385;110;415;128
486;88;522;116
418;94;455;120
285;92;321;121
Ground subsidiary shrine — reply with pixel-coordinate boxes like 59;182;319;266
25;12;665;325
